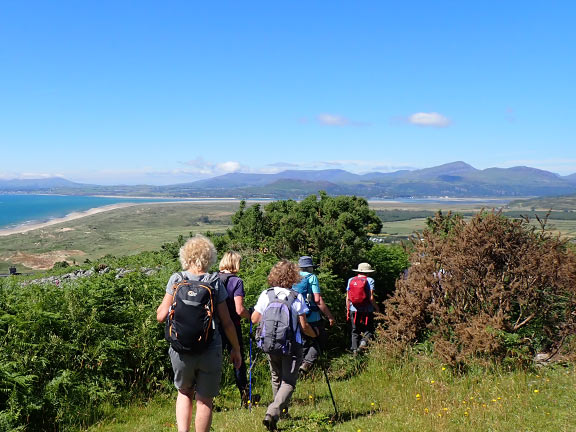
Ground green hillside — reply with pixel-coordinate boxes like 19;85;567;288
85;350;576;432
509;194;576;211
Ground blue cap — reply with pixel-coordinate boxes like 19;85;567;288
298;256;316;268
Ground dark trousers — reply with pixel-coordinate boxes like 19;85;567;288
302;320;326;365
350;311;374;350
221;322;248;393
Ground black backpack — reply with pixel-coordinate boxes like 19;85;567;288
165;273;217;353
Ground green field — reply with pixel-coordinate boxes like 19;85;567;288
2;198;575;273
84;349;576;432
0;202;239;272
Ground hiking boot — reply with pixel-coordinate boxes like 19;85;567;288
359;339;368;350
240;387;249;408
299;361;313;375
263;414;278;431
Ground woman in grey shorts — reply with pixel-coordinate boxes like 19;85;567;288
157;235;241;432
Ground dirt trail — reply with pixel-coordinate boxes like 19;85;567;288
7;250;86;270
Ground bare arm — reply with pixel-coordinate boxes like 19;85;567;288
299;314;318;338
370;291;380;313
313;293;335;326
234;296;251;320
251;310;261;324
156;293;173;323
217;301;242;368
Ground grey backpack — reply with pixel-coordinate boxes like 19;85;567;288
257;289;298;356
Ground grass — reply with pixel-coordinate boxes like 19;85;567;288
84;349;576;432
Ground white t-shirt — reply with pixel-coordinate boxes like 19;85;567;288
254;287;309;344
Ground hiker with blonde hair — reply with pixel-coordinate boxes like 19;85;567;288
157;235;241;432
218;250;252;407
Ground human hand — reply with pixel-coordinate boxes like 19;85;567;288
328;318;336;327
230;347;242;369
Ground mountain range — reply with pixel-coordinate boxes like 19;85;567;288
2;162;576;198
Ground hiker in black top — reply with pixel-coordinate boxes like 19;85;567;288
157;235;241;432
218;251;252;407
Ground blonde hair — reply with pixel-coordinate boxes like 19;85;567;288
219;251;241;273
179;234;217;272
267;260;301;289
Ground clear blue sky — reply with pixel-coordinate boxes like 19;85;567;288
1;1;574;185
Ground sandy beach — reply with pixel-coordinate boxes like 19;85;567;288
0;203;139;237
0;197;275;237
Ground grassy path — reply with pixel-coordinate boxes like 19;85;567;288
85;351;576;432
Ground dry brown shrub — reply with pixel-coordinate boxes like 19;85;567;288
381;210;576;367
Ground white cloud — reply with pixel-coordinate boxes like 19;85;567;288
216;161;241;173
318;114;351;126
408;112;451;127
316;114;368;127
0;172;65;180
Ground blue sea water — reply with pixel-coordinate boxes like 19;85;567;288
0;194;198;229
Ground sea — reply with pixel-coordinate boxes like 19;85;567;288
0;194;210;230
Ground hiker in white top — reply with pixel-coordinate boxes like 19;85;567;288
251;260;318;431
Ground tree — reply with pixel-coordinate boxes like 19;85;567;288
225;192;382;279
382;210;576;367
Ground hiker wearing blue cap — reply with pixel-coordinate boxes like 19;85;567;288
292;256;335;374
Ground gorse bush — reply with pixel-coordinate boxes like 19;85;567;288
382;211;576;367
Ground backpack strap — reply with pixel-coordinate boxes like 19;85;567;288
266;288;277;302
218;272;235;288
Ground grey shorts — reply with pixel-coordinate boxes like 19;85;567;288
169;342;223;399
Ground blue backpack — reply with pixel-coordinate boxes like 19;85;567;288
293;274;320;316
257;289;299;356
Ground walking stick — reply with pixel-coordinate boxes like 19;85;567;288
315;341;338;419
249;321;253;412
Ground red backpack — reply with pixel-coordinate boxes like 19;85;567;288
348;275;371;308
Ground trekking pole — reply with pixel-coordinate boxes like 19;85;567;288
249;321;253;413
316;342;338;419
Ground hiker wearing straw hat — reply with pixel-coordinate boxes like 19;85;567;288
346;262;380;355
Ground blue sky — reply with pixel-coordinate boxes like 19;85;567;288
1;1;575;185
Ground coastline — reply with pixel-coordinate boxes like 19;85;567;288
0;198;253;237
0;203;139;237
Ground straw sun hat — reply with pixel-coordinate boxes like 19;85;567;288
353;262;375;273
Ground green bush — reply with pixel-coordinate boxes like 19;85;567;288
0;265;172;431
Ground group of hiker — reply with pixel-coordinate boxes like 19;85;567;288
156;234;379;432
